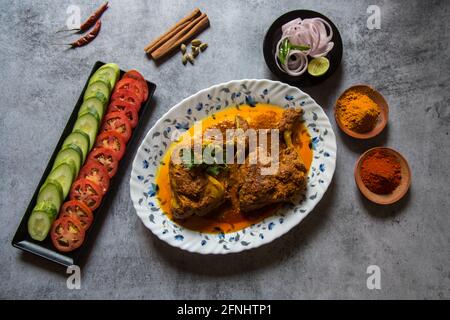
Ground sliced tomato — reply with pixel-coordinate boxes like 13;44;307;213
70;178;103;210
107;100;139;128
60;200;94;231
95;131;126;160
87;147;119;178
122;70;148;101
78;161;110;194
123;70;145;82
51;216;85;252
115;78;144;104
111;89;142;111
140;81;148;102
123;70;148;102
100;111;132;143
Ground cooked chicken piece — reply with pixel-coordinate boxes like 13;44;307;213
278;107;304;132
169;116;249;219
237;147;307;212
208;115;249;211
208;115;248;142
279;107;304;148
169;161;225;219
237;107;307;212
249;110;280;130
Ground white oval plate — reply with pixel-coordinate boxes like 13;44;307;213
130;79;336;254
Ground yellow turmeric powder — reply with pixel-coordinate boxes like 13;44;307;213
336;89;380;133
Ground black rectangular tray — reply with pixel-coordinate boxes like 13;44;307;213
12;61;156;267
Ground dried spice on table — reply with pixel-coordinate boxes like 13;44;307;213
360;149;402;194
336;89;380;133
56;2;109;33
144;8;210;61
181;39;208;65
68;20;102;48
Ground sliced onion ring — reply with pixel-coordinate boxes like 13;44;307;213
275;16;334;75
276;49;308;76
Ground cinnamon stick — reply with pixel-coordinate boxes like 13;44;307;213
151;14;209;60
145;20;190;54
144;8;201;53
151;13;205;55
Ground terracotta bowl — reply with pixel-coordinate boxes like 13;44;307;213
335;85;389;139
355;147;411;205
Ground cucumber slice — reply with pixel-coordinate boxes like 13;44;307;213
92;65;119;90
88;74;112;92
52;144;83;178
98;63;120;79
79;108;100;123
85;91;108;106
78;97;106;120
84;81;110;105
73;113;99;150
28;201;58;241
47;163;74;198
62;130;89;163
99;63;120;75
37;180;63;210
79;97;106;119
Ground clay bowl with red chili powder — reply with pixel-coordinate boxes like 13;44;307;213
355;147;411;205
335;85;389;139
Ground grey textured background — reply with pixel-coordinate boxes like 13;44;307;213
0;0;449;300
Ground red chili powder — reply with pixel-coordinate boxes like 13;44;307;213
360;150;402;194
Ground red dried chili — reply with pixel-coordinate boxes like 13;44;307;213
360;150;402;194
70;20;101;48
56;2;108;33
78;1;109;33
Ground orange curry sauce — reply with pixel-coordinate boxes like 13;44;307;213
155;104;312;234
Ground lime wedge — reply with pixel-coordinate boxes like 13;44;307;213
308;57;330;77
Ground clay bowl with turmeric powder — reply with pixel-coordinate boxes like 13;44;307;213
355;147;411;205
335;85;389;139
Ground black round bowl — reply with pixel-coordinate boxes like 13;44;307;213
263;10;343;87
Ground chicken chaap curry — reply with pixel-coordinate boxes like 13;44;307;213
156;104;312;233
